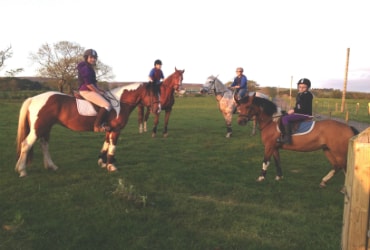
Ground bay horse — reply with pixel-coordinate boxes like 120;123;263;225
15;83;160;177
138;67;185;137
235;93;359;187
200;75;259;138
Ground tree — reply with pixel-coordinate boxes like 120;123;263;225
0;45;13;70
0;46;24;77
30;41;115;93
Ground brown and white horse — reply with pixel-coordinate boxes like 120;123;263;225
15;83;160;177
138;68;185;137
236;93;359;187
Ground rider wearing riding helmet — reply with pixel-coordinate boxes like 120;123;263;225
278;78;313;144
77;49;112;132
148;59;165;85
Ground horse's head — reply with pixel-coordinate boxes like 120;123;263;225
236;93;257;126
200;76;218;94
236;93;277;126
166;67;185;91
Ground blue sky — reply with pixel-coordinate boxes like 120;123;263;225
1;0;369;92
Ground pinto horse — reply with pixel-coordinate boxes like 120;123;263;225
137;68;185;137
235;93;359;187
200;75;260;138
15;83;160;177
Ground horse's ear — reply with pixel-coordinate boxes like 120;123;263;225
175;67;177;71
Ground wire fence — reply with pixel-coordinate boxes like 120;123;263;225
273;96;370;132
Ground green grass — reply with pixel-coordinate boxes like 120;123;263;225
0;96;349;249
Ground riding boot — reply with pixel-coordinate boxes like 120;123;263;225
94;108;111;132
281;123;292;144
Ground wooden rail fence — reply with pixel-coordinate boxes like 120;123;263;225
342;127;370;250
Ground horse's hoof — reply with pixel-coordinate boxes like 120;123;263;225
98;158;107;168
19;171;27;178
151;133;156;138
107;164;117;172
257;176;265;182
48;166;58;171
163;133;168;138
319;181;326;188
275;176;283;181
225;133;232;138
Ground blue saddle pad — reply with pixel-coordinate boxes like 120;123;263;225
294;121;315;135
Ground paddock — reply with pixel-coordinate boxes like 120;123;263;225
0;96;365;249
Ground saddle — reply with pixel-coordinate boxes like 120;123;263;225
278;115;315;135
73;90;121;118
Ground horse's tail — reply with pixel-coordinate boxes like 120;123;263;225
350;126;359;136
16;97;33;163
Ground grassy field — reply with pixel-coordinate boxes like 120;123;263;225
0;96;350;249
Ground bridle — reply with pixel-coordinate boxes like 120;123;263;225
238;104;273;131
162;71;183;92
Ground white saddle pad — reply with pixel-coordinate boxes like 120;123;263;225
76;99;97;116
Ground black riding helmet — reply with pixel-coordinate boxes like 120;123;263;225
83;49;98;61
154;59;162;66
297;78;311;89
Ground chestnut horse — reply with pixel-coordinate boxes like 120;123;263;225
236;93;359;187
15;83;160;177
138;68;185;137
200;75;260;138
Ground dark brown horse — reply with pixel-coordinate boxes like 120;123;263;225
137;68;185;137
235;93;359;187
15;83;160;177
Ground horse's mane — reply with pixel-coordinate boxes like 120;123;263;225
253;96;277;116
108;82;160;100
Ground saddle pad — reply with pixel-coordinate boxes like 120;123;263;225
76;99;97;116
294;121;315;135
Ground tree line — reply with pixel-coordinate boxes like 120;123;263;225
0;42;114;94
1;42;369;99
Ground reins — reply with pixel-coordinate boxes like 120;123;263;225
104;90;120;108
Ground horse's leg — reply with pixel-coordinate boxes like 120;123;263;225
272;149;283;180
320;169;337;188
105;132;119;172
251;118;257;136
151;112;159;138
320;149;342;187
163;109;171;138
224;112;232;138
15;134;37;177
144;107;150;133
98;140;109;169
257;147;275;182
138;105;144;133
39;137;58;171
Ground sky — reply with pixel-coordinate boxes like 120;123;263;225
1;0;370;92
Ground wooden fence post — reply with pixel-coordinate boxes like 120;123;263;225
341;127;370;250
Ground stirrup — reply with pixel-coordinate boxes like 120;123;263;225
277;136;291;144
